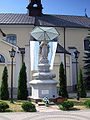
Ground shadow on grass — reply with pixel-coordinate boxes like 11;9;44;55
68;108;80;111
59;107;80;111
5;109;13;112
59;105;80;111
0;109;13;112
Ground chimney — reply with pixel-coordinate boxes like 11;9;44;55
27;0;43;16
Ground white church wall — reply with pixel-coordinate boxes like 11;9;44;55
52;53;72;91
68;47;78;90
25;45;30;88
0;26;88;69
0;26;34;48
15;51;22;88
57;27;88;69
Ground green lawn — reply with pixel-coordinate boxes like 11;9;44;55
68;98;90;110
0;100;26;112
0;98;90;112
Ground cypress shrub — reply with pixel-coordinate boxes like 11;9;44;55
78;68;86;98
0;66;9;100
17;62;28;100
59;62;68;98
83;36;90;90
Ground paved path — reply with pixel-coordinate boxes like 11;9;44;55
0;110;90;120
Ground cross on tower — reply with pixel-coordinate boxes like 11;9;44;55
85;8;88;17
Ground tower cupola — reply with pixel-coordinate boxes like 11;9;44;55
27;0;43;16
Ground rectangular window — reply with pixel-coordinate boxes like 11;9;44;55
84;40;90;50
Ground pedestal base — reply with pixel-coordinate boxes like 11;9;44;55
30;79;58;99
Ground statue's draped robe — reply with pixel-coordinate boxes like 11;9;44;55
30;41;57;71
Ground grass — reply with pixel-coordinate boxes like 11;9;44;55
56;98;90;110
68;98;90;110
0;100;26;112
0;98;90;112
59;104;80;111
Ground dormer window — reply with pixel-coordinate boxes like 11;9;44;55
6;34;16;45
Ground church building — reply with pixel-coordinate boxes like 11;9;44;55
0;0;90;98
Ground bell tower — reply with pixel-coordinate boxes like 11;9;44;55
27;0;43;16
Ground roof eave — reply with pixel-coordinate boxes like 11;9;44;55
35;24;90;29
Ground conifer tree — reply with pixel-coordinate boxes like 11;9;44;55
17;62;28;100
78;68;86;98
59;62;68;98
0;66;9;100
83;30;90;90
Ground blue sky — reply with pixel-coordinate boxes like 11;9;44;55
0;0;90;17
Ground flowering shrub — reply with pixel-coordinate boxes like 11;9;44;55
42;97;49;104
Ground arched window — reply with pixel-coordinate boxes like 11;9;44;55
0;54;5;63
6;34;17;45
33;4;38;7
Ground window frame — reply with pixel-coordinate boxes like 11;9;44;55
0;54;5;63
84;39;90;51
6;34;17;45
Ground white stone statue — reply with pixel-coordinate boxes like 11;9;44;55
39;41;50;59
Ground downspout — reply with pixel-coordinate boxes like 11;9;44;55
64;27;66;77
21;53;24;63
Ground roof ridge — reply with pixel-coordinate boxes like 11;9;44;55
0;13;27;15
0;13;89;18
43;14;89;18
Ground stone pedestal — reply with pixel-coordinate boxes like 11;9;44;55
30;80;57;99
30;41;58;99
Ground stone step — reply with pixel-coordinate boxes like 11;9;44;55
49;102;55;105
38;102;55;106
38;102;45;106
